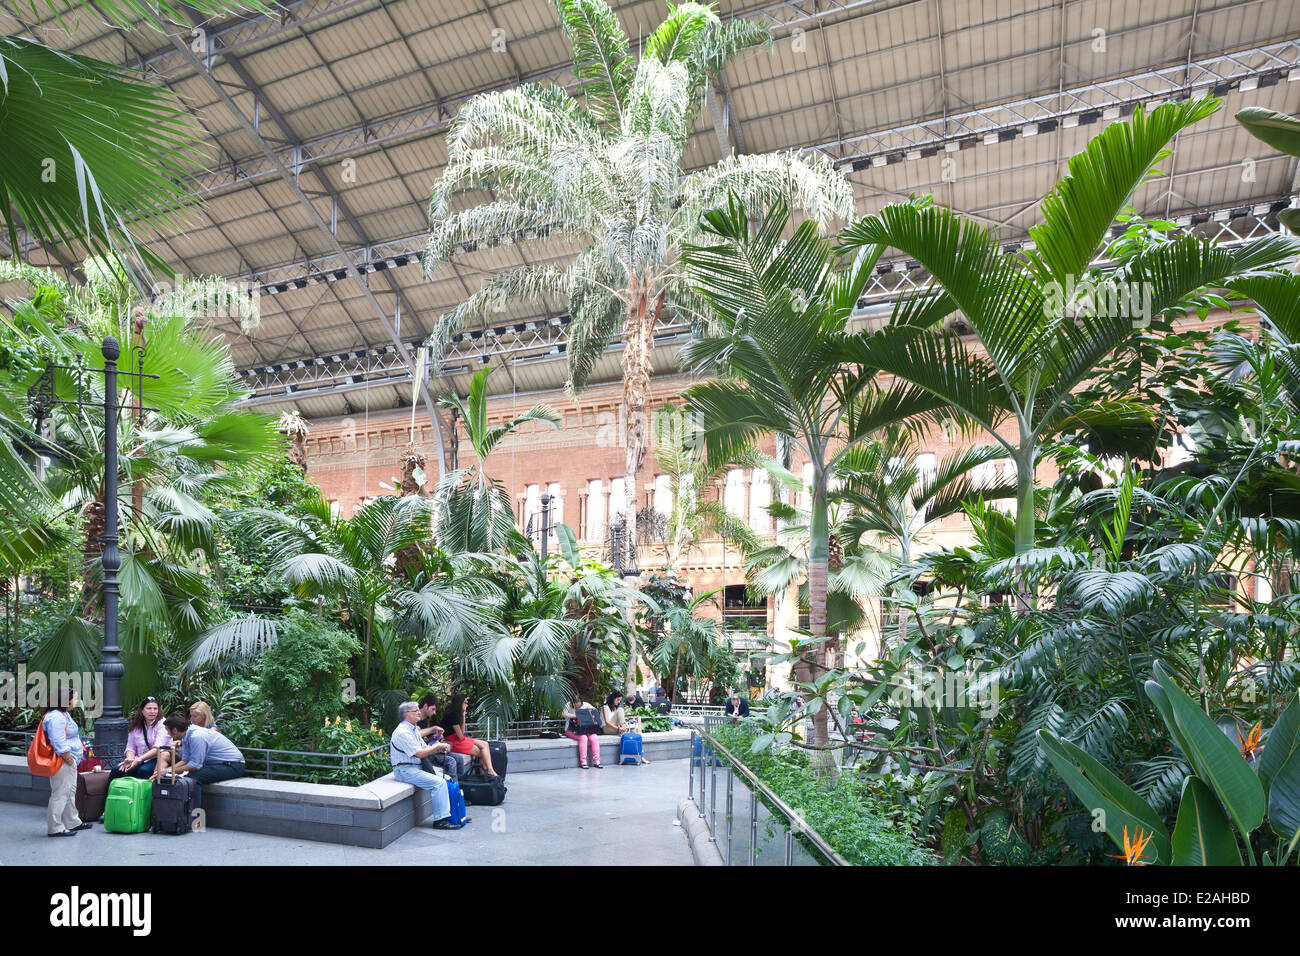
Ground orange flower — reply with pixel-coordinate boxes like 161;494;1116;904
1238;721;1265;760
1110;826;1154;866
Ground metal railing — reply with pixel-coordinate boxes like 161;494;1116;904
467;718;564;740
686;719;848;867
0;729;386;785
467;711;718;737
664;704;725;721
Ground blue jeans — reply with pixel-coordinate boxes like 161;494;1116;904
188;760;245;786
109;759;156;781
393;764;451;822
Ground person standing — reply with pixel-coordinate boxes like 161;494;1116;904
43;685;92;837
391;702;466;830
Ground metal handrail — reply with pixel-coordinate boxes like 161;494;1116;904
689;721;849;867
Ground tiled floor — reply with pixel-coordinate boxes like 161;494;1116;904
0;759;694;866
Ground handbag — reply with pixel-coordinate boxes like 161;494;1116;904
77;745;103;774
27;716;65;777
571;707;601;735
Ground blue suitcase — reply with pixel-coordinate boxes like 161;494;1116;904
619;732;643;765
445;777;468;826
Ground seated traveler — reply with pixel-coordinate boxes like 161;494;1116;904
391;701;466;830
562;697;603;769
161;714;246;786
415;694;460;780
441;693;499;777
111;696;169;780
189;701;218;732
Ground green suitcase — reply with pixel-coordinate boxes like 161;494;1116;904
104;777;152;833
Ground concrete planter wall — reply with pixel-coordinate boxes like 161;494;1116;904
0;730;692;847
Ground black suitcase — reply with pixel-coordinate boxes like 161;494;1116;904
460;772;507;806
466;739;508;779
484;740;507;779
151;769;198;835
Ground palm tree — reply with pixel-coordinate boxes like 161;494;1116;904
433;366;559;553
744;498;893;662
422;0;853;547
276;411;311;471
679;196;950;747
833;428;1013;649
650;401;770;570
0;292;75;569
1;0;264;273
837;98;1300;555
3;263;278;699
647;587;737;707
0;0;264;563
836;428;1011;568
241;492;486;711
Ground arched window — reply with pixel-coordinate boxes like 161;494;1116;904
725;469;746;519
587;479;605;542
653;474;673;517
750;469;771;533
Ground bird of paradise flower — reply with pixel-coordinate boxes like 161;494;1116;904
1111;826;1155;866
1238;721;1264;760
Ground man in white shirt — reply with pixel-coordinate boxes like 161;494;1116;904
390;702;466;830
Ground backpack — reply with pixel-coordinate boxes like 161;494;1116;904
27;714;65;777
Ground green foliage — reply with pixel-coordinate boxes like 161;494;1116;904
206;457;322;611
712;722;934;865
307;718;390;786
628;706;670;733
255;609;361;749
1043;673;1300;865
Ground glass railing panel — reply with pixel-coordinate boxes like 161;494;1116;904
752;794;789;866
726;770;754;866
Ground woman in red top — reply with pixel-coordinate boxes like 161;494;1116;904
441;693;500;776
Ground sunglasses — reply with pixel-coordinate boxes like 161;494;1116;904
143;697;158;703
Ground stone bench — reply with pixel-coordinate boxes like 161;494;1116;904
0;755;422;848
0;731;693;847
497;729;692;772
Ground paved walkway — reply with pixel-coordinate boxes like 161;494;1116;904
0;759;694;866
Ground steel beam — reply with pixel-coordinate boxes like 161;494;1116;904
162;20;449;476
234;197;1295;404
169;34;1299;203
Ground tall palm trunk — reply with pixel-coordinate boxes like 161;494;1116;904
1013;448;1037;612
1013;452;1036;554
621;274;661;693
807;482;831;754
81;497;106;621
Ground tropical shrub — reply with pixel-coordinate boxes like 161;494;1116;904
711;721;933;865
1042;666;1300;865
255;609;361;749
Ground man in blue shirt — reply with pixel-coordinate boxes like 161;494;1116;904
391;701;465;830
162;714;246;785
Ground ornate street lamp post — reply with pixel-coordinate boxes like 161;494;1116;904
539;492;553;562
26;337;156;764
